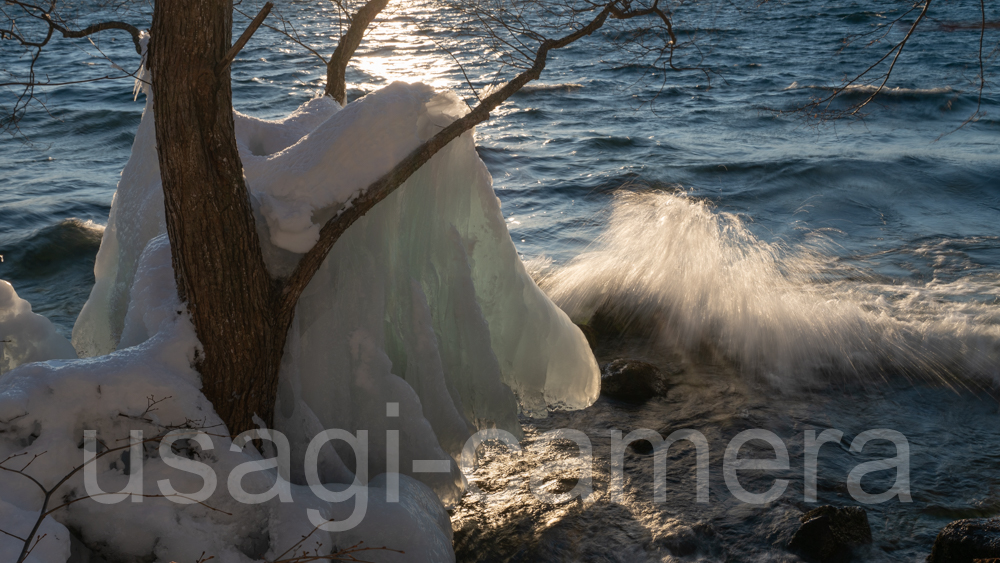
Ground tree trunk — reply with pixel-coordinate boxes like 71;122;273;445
149;0;283;436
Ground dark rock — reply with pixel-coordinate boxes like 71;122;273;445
646;522;721;560
661;531;699;556
927;517;1000;563
600;359;669;403
788;505;872;563
590;308;658;339
653;522;719;558
574;323;599;350
629;439;655;455
590;309;630;338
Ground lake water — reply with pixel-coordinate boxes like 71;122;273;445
1;0;998;560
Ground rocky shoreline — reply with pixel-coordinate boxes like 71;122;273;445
451;324;1000;562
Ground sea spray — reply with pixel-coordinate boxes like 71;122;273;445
540;191;1000;386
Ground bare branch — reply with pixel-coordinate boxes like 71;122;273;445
0;0;145;136
325;0;391;105
218;1;273;75
848;0;933;115
4;0;141;51
235;5;329;66
775;0;947;122
0;527;27;543
51;19;142;54
403;13;483;107
44;491;233;519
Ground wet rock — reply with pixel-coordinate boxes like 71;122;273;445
628;438;656;455
600;359;669;403
539;477;579;494
788;505;872;562
655;523;718;557
927;517;1000;563
574;323;599;350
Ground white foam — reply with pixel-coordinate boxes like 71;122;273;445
541;191;1000;386
783;81;954;96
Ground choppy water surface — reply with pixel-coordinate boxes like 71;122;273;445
454;354;1000;562
1;0;998;560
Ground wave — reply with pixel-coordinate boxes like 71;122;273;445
538;191;1000;387
516;83;585;95
0;218;104;277
783;82;955;97
0;218;105;336
580;135;645;150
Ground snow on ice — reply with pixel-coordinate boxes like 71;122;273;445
0;54;598;562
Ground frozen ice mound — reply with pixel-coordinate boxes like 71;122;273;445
0;280;77;373
22;77;602;561
74;80;599;442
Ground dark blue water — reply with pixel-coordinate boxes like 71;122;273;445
1;1;999;559
3;0;997;334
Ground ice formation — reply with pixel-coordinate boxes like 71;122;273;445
0;236;454;563
0;50;598;563
0;281;77;373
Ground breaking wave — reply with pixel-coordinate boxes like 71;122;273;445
0;218;105;337
539;191;1000;386
0;218;104;277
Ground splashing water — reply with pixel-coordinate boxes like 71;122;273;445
539;191;1000;387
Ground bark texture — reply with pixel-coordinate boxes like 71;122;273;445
149;0;283;436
